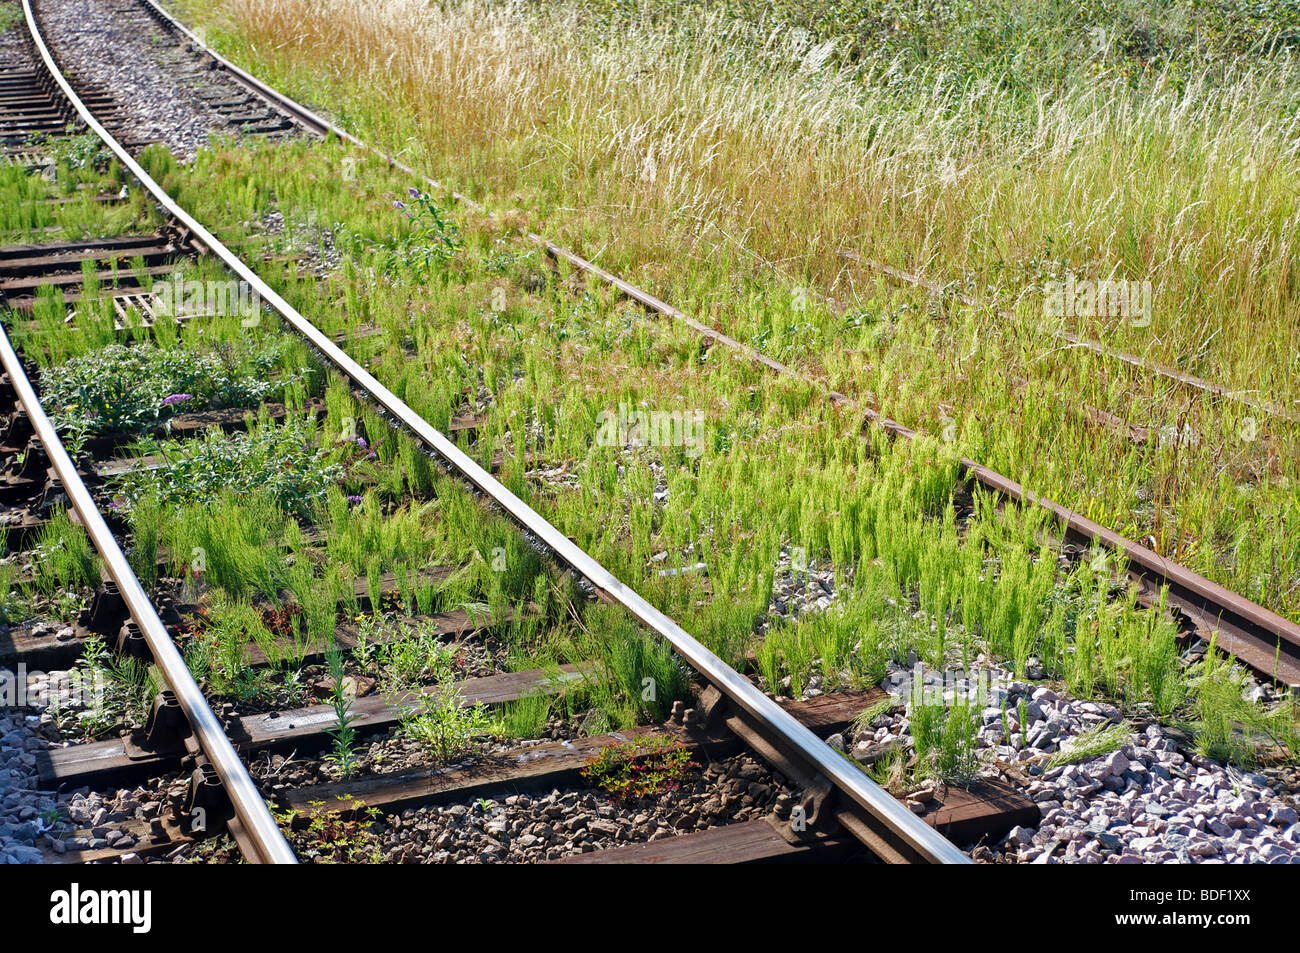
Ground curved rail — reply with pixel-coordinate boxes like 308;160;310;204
137;0;1300;687
835;250;1299;427
31;0;971;864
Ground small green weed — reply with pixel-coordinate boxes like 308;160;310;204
909;697;980;787
393;672;496;763
323;644;362;777
1046;721;1133;769
580;736;697;801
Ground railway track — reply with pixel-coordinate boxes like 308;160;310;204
833;249;1300;428
0;0;1294;873
0;0;1045;865
117;0;1300;691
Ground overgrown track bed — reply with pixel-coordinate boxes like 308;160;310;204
101;0;1300;866
0;0;1293;868
0;0;1020;865
122;0;1300;693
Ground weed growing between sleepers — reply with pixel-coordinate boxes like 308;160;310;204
119;138;1295;779
4;118;1292;786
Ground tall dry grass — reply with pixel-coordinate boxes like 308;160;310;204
168;0;1300;616
206;0;1300;406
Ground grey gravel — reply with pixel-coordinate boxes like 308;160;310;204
763;543;837;628
369;753;797;864
0;6;33;70
34;0;305;159
883;658;1300;865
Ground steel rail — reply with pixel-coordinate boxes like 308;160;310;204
18;0;297;866
41;0;971;864
137;0;1300;687
836;249;1299;426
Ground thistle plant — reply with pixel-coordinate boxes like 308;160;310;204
41;338;301;441
384;187;461;277
323;644;361;777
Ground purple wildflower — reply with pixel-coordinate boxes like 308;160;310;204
392;200;405;210
346;495;363;505
408;187;420;199
356;437;368;450
160;393;193;408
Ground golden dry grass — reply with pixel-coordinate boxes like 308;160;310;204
211;0;1300;406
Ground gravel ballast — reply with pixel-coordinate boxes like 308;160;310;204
33;0;303;158
758;542;1300;865
333;752;801;864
